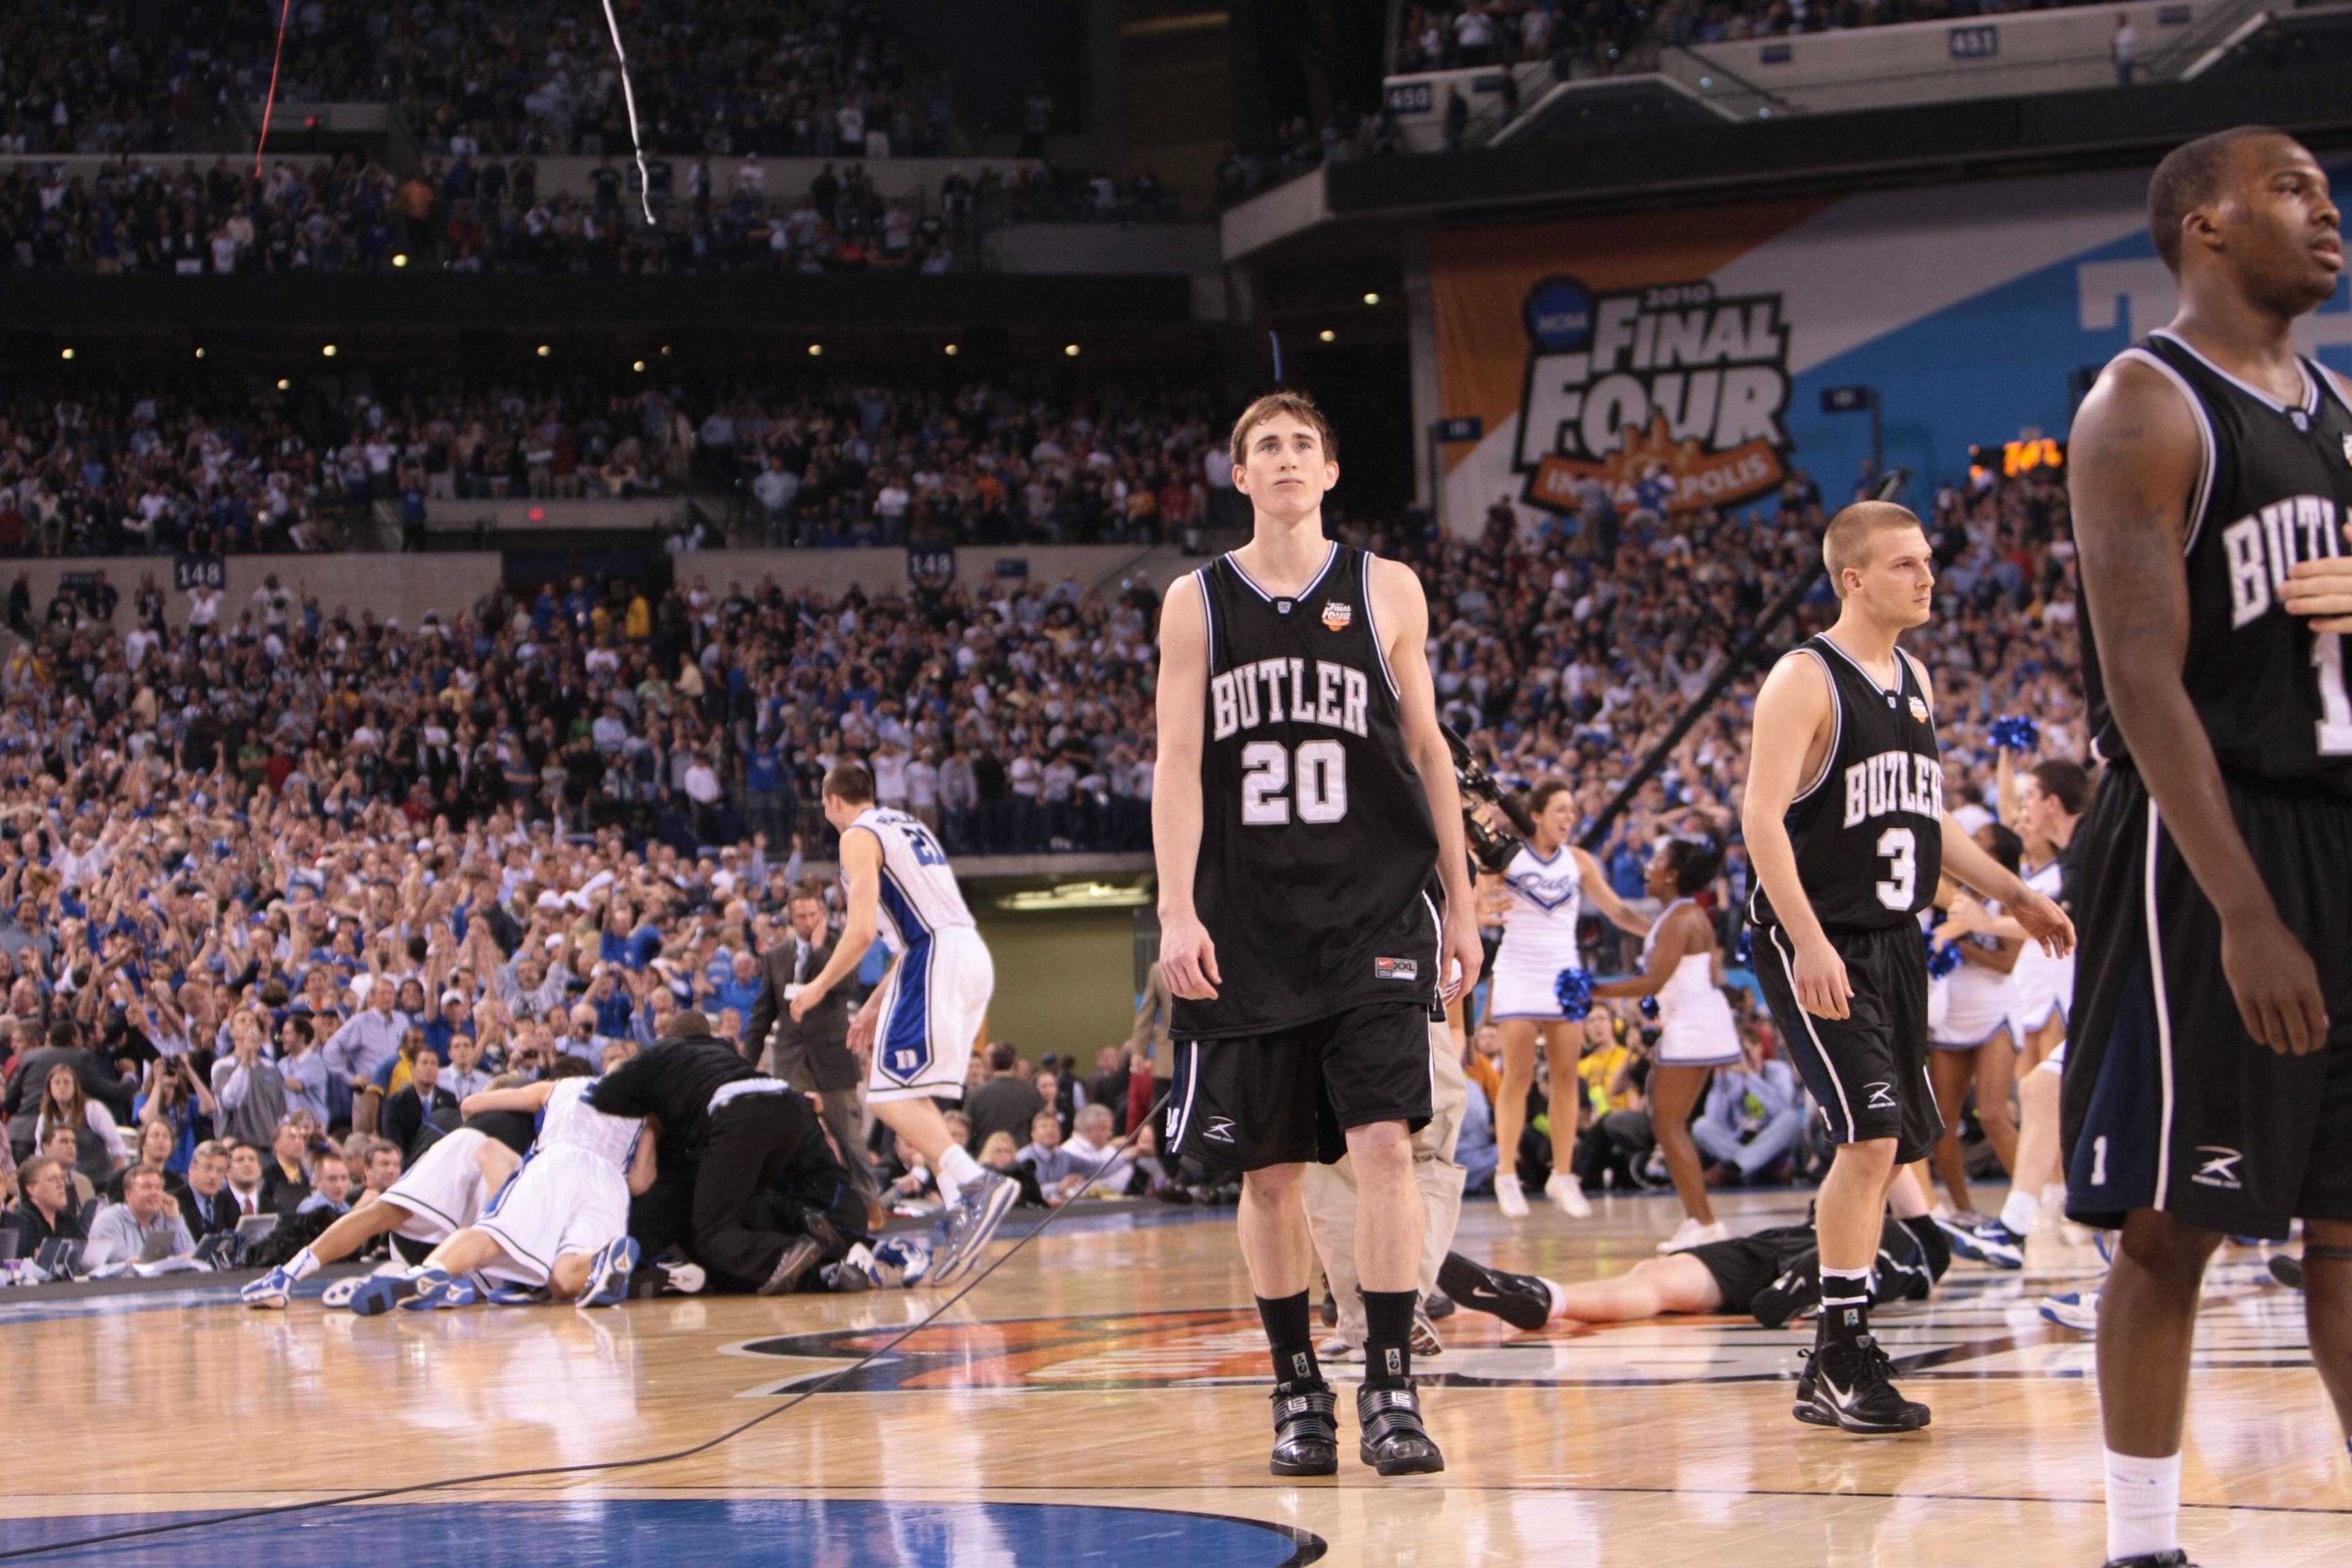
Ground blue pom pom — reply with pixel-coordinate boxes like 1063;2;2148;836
1926;938;1965;979
1639;996;1660;1021
1732;928;1753;966
1554;966;1594;1017
1990;714;2041;752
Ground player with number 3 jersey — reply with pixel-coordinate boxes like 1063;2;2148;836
1742;500;2072;1439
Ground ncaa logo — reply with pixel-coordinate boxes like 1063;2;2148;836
1321;600;1353;632
1908;697;1929;722
1523;276;1595;351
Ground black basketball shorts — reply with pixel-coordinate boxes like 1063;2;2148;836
1686;1235;1781;1316
2063;765;2352;1240
1164;1000;1435;1171
1752;918;1942;1165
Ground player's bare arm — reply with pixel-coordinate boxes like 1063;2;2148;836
1149;572;1218;1002
1371;555;1482;1002
1741;649;1850;1019
2074;355;2327;1054
461;1080;558;1117
793;827;879;1022
2285;361;2352;631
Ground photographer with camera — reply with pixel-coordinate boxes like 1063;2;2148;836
137;1053;216;1175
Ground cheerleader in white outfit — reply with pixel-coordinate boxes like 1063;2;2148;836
1925;822;2026;1222
1482;779;1644;1220
1593;837;1742;1254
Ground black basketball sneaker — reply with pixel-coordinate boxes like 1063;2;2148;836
2104;1554;2196;1567
1436;1252;1553;1332
1356;1385;1445;1475
1752;1262;1820;1330
1793;1335;1931;1433
1269;1382;1339;1477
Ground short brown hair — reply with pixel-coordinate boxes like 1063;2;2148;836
2029;758;2093;816
822;762;875;804
1228;391;1338;469
124;1162;167;1190
1822;501;1926;598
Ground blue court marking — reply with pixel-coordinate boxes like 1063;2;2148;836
1;1499;1322;1567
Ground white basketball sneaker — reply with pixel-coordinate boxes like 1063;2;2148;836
1494;1172;1530;1218
1659;1218;1731;1254
1545;1173;1592;1218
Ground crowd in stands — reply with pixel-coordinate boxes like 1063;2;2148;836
1398;0;2123;76
0;153;1023;278
0;0;959;165
0;448;2082;1266
0;369;1232;559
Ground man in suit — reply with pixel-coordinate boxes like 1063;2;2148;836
745;888;879;1213
380;1046;459;1162
178;1140;240;1239
259;1117;314;1216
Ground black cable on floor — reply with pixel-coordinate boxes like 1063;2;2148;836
1;1090;1177;1564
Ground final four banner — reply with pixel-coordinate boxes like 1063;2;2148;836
1432;164;2352;531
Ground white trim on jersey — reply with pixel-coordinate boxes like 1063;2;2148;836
1166;1041;1201;1152
1192;566;1219;670
2146;802;2178;1212
1224;540;1339;605
2153;327;2319;417
1787;646;1842;806
1360;550;1401;700
2117;346;2219;557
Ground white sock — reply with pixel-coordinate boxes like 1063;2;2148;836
2104;1448;2181;1561
2042;1181;2068;1213
1495;1172;1520;1190
286;1247;321;1282
1541;1276;1568;1321
937;1144;985;1202
1999;1188;2040;1237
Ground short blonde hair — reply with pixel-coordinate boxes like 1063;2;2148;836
1822;501;1926;598
1228;391;1338;469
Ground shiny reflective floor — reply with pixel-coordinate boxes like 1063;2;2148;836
3;1189;2345;1567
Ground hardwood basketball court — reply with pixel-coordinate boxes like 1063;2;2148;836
3;1188;2342;1567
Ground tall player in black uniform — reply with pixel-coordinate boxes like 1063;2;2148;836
1744;501;2072;1435
1154;391;1482;1479
2068;128;2352;1568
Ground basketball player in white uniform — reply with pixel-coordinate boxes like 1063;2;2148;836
355;1075;654;1311
1593;837;1744;1254
1482;778;1642;1219
241;1126;522;1309
791;762;1013;1286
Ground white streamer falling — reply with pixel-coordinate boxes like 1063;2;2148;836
598;0;657;225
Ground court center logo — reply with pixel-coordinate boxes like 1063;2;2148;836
1512;276;1792;517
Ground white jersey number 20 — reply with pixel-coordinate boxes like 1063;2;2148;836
1241;740;1348;826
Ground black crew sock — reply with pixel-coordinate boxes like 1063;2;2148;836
1258;1292;1322;1388
1818;1267;1871;1349
1362;1288;1418;1389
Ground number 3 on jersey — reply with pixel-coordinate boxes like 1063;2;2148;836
1875;826;1916;911
1241;740;1348;826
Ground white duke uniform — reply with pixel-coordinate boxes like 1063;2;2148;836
1645;898;1742;1066
1488;842;1585;1019
2008;857;2073;1040
853;806;994;1102
475;1079;642;1286
380;1127;497;1246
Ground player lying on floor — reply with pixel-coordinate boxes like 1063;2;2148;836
242;1122;523;1309
1439;1169;1952;1331
350;1077;655;1313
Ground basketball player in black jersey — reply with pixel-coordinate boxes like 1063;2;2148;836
1154;391;1482;1478
2068;128;2352;1568
1744;501;2072;1436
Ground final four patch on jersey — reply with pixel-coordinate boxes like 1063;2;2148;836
1909;696;1929;722
1375;956;1418;981
1321;600;1353;632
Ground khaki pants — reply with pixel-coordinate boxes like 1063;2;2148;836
1303;1021;1468;1348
